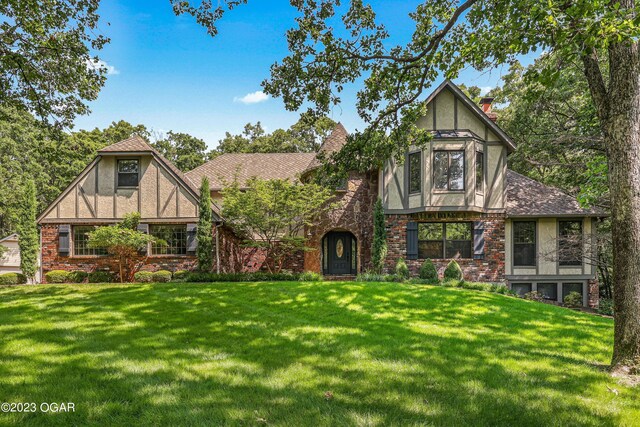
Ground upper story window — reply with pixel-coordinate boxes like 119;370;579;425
150;224;187;255
418;222;472;259
408;152;421;194
513;221;536;266
433;151;464;191
73;226;107;256
117;159;139;187
476;151;484;193
559;220;583;266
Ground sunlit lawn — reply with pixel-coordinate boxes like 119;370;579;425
0;281;638;426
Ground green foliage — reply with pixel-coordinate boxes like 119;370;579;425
134;271;154;283
17;179;38;281
418;259;438;282
88;212;160;283
152;270;173;283
524;291;545;302
45;270;70;284
443;260;463;281
371;198;387;274
172;270;190;282
221;178;334;272
197;177;214;272
185;272;301;283
564;291;584;308
153;131;208;171
299;271;323;282
356;272;399;283
394;258;410;280
0;245;6;258
436;279;513;296
88;271;113;284
68;271;88;284
598;298;614;316
0;273;27;285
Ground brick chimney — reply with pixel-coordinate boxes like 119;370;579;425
479;96;497;122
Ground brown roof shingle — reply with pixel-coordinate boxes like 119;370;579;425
98;135;153;153
506;170;605;217
305;123;349;171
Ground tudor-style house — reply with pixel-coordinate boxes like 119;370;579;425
37;80;603;307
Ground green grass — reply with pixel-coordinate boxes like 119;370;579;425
0;282;638;426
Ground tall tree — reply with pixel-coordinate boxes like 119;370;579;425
153;131;208;171
0;0;108;127
17;179;38;282
177;0;640;374
371;198;387;274
196;177;214;272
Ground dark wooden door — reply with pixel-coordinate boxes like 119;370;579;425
326;232;352;275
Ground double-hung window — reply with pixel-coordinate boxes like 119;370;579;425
433;151;464;191
513;221;536;266
117;159;139;187
418;222;472;259
73;226;107;256
559;220;583;266
150;225;187;255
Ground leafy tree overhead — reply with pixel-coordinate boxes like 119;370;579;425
153;131;208;171
178;0;640;374
0;0;109;127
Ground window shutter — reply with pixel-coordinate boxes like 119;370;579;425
473;221;485;259
137;223;149;255
406;221;418;260
59;224;70;256
186;223;197;253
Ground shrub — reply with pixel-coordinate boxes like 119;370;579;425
152;270;173;283
172;270;190;282
564;291;583;308
443;260;463;281
356;271;398;282
134;271;154;283
598;298;614;316
299;271;323;282
88;271;113;283
68;270;88;283
0;273;27;285
524;290;545;302
395;258;410;279
418;259;438;282
45;270;70;284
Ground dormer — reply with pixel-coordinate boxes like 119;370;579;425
382;80;516;214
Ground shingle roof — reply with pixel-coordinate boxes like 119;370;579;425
98;135;153;153
306;123;349;171
185;153;317;190
506;170;605;217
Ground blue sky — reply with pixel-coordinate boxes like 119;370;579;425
75;1;535;149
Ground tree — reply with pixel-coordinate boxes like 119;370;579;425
371;198;387;274
88;212;159;283
101;120;150;145
196;177;214;272
221;178;334;273
0;0;109;127
177;0;640;374
154;131;208;171
16;179;38;282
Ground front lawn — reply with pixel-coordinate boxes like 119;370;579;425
0;282;638;426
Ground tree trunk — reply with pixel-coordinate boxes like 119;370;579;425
605;34;640;372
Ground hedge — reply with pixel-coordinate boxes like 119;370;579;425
186;272;301;282
88;271;114;283
152;270;172;283
45;270;70;284
134;271;154;283
68;270;88;283
0;272;27;285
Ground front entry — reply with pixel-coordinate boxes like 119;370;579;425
323;231;357;275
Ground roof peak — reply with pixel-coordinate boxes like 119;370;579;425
98;135;153;153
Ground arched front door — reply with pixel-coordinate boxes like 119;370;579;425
322;231;357;275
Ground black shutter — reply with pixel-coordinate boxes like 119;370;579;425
473;221;485;260
186;223;197;253
59;224;70;256
137;223;149;255
407;221;418;260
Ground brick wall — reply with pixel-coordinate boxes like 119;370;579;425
384;213;506;282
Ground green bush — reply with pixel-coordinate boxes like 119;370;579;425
172;270;190;282
68;270;88;283
186;272;301;282
88;271;113;283
299;271;323;282
524;290;545;302
418;259;438;282
45;270;70;284
0;272;27;285
564;291;583;308
443;260;463;281
134;271;154;283
395;258;410;279
598;298;614;316
152;270;173;283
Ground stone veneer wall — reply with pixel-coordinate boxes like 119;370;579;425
587;279;600;309
384;213;506;282
304;171;378;274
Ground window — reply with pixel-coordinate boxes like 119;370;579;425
408;152;421;194
537;283;558;301
513;221;536;266
73;226;107;256
476;151;484;192
562;283;584;300
117;159;139;187
150;225;187;255
418;222;472;259
433;150;464;191
512;283;532;297
559;220;583;266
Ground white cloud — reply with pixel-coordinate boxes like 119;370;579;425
234;90;269;104
86;58;119;75
479;86;492;96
